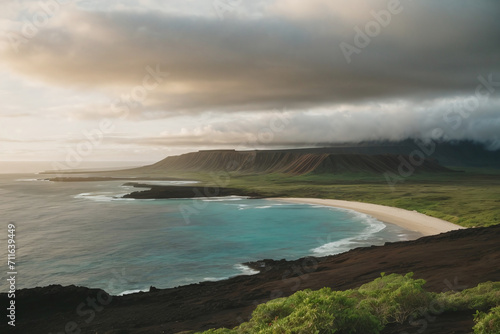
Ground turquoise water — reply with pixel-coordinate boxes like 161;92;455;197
0;174;420;295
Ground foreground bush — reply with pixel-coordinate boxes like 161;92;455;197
238;288;381;333
200;273;500;334
357;272;431;324
473;306;500;334
437;281;500;311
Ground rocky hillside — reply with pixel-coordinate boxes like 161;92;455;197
134;150;452;175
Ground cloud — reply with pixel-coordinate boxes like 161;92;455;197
101;97;500;149
1;0;499;116
0;0;499;156
0;112;33;118
0;136;55;143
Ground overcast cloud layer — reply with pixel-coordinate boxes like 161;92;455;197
0;0;499;162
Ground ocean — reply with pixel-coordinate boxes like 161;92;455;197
0;173;421;295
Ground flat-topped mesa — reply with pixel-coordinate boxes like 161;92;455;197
136;150;453;175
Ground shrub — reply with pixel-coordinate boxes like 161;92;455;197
437;281;500;311
473;306;500;334
238;288;382;333
358;272;431;323
198;274;500;334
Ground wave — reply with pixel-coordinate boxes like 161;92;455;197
74;192;135;202
115;265;259;295
238;203;277;210
203;276;229;282
116;288;149;296
15;178;48;182
201;196;249;202
234;263;259;276
311;208;386;256
130;180;200;186
312;238;358;256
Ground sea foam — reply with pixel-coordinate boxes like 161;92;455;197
312;208;386;256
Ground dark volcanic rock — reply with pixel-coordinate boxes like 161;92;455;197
1;225;499;334
123;184;264;199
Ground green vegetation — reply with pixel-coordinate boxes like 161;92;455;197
188;169;500;228
198;273;500;334
474;306;500;334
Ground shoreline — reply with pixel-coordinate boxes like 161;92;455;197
4;225;498;334
272;197;465;236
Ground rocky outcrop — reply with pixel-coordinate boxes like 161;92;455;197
123;184;264;199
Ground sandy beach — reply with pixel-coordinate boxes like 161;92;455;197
273;198;465;236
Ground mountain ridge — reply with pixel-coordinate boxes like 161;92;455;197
134;150;452;175
123;140;499;175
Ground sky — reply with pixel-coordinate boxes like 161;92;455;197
1;0;499;167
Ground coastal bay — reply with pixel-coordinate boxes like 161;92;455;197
274;198;464;236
